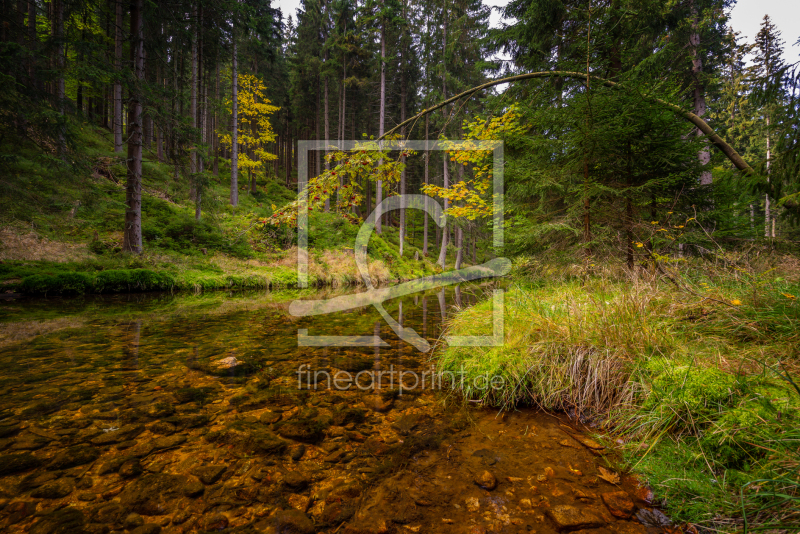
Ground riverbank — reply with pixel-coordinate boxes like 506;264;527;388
0;122;450;297
0;226;441;296
438;253;800;532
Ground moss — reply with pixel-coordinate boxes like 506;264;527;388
93;269;175;293
644;365;738;415
20;272;93;295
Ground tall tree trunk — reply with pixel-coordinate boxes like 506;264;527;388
114;0;123;152
436;13;449;268
423;114;429;256
27;0;36;85
190;4;198;178
454;162;463;269
54;0;65;158
690;2;712;186
324;50;329;172
230;34;239;206
399;5;407;255
376;21;385;234
123;0;144;254
213;60;220;176
765;113;771;238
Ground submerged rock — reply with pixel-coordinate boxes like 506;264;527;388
260;411;282;424
118;458;143;478
191;465;227;485
18;471;58;491
270;509;314;534
275;420;326;443
0;452;42;476
289;444;306;461
201;513;229;531
46;445;99;470
602;490;635;519
474;470;497;490
282;470;310;490
118;474;204;515
90;424;144;446
29;506;85;534
30;477;75;499
546;505;607;530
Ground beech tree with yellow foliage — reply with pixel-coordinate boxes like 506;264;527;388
218;74;280;197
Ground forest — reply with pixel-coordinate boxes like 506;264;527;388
0;0;800;532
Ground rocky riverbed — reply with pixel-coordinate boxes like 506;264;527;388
0;287;677;533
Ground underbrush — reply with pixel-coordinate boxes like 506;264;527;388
438;251;800;532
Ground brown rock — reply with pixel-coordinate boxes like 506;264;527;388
202;513;228;531
602;491;635;519
474;470;497;490
546;505;606;530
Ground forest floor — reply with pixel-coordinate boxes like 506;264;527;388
439;253;800;531
0;120;467;296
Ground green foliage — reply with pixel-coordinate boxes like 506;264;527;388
93;269;176;293
20;272;93;296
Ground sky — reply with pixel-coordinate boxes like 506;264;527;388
272;0;800;64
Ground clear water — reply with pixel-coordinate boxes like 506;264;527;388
0;285;663;533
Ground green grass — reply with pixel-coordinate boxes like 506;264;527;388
438;254;800;532
0;115;447;294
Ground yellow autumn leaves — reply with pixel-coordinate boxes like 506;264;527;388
218;74;279;174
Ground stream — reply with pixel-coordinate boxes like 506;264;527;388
0;284;671;534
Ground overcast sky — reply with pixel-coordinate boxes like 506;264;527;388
273;0;800;64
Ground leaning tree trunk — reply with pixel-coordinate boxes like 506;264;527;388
123;0;144;254
230;34;239;207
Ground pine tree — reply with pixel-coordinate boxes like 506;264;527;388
753;15;785;238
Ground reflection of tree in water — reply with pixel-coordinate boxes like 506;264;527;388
121;320;141;371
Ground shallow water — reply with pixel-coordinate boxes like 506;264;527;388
0;285;669;533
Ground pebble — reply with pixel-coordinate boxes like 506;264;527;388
474;470;497;490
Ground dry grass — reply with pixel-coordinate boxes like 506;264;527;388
0;226;90;262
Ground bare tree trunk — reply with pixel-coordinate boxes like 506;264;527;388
324;51;329;172
213;60;220;176
690;2;712;186
765;113;771;238
423;114;429;256
27;0;36;84
190;5;198;177
376;21;385;234
230;34;239;206
399;7;407;255
454;163;463;269
54;0;65;158
114;0;123;152
123;0;144;254
436;13;448;268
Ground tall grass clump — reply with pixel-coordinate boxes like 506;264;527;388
438;250;800;531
